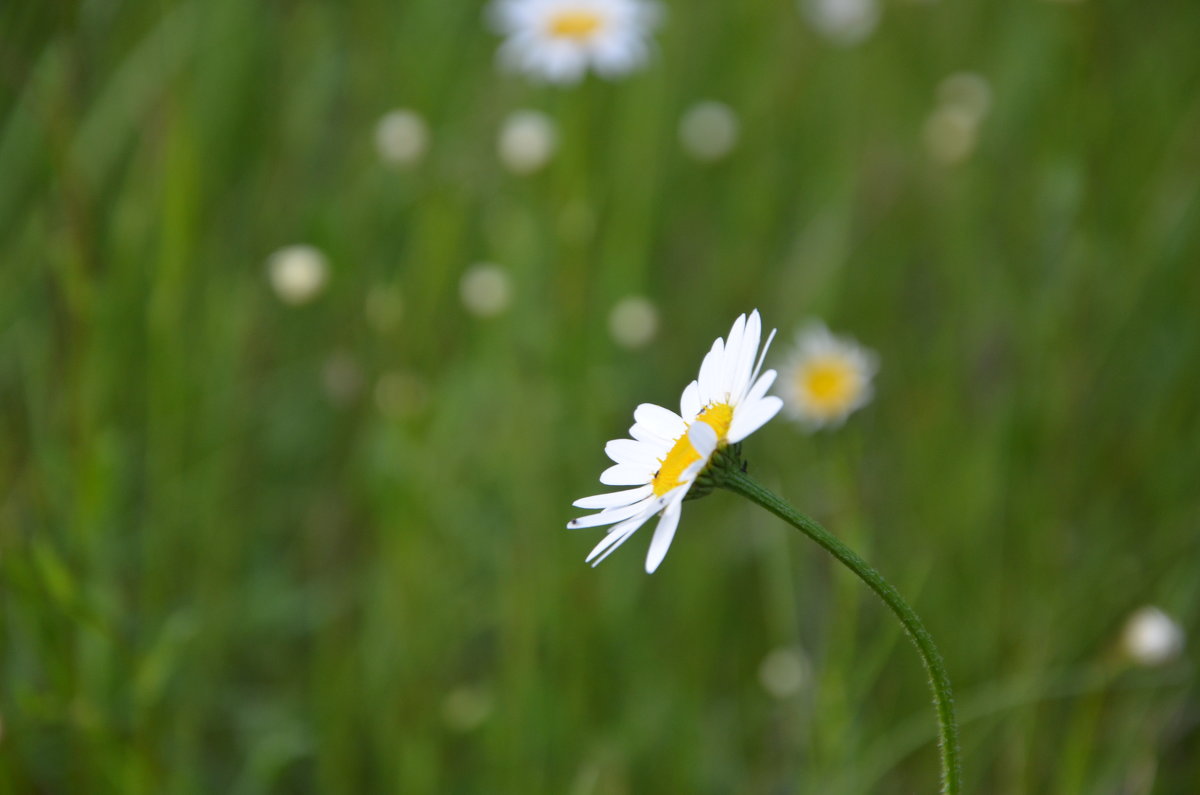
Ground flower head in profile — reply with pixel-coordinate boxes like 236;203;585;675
569;311;783;573
489;0;662;85
780;321;878;430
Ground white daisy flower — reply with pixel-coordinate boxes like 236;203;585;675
489;0;662;85
1120;606;1185;667
780;321;878;430
568;311;783;573
266;244;329;305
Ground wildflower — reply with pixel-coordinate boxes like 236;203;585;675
441;685;493;732
924;72;992;165
266;245;328;305
678;101;740;163
923;106;979;164
1120;606;1185;667
498;110;559;174
569;311;783;572
937;72;992;121
374;109;429;166
459;263;513;317
802;0;880;47
780;321;878;430
758;646;810;699
489;0;662;84
607;295;659;349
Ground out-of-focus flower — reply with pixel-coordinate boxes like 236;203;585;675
758;646;810;699
375;370;430;419
678;101;740;163
568;311;783;573
365;285;404;333
441;685;493;732
923;106;979;164
937;72;992;121
374;109;429;166
460;263;513;317
924;72;992;165
780;321;878;430
1120;606;1185;667
267;245;328;305
607;295;659;349
489;0;662;84
498;110;559;174
802;0;880;46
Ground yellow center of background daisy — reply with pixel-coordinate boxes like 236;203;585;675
547;10;604;41
651;403;734;496
801;359;858;413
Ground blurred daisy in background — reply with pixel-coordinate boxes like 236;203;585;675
780;321;878;430
497;110;559;174
607;295;659;349
923;72;993;165
489;0;662;84
1120;606;1185;667
460;263;513;317
802;0;880;47
678;101;740;163
569;311;783;573
440;684;493;732
374;109;429;166
758;646;811;699
266;244;329;305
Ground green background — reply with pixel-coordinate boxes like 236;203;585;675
2;0;1198;792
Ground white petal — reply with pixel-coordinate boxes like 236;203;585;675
743;369;778;407
720;314;747;400
568;497;655;529
586;506;659;566
633;403;686;440
572;484;653;510
600;463;652;486
629;423;672;449
687;420;718;459
680;381;702;420
697;338;724;405
644;501;683;573
605;438;662;468
749;326;778;389
732;311;762;401
727;396;783;443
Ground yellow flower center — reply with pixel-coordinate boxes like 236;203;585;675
800;358;858;413
547;10;604;41
651;403;734;497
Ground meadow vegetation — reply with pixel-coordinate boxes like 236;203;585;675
1;1;1198;792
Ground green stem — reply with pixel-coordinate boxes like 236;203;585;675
721;468;962;794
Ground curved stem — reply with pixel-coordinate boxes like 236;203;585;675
721;469;962;794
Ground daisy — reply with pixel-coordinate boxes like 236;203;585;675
568;311;783;573
780;321;878;430
489;0;662;85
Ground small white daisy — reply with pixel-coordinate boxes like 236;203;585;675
489;0;662;85
780;321;878;430
266;244;329;305
1121;606;1185;667
568;311;783;573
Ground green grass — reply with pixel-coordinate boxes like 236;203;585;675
2;0;1199;792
